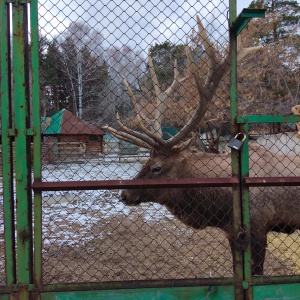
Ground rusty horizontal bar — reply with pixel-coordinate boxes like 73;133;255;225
252;274;300;286
41;277;235;293
244;177;300;187
32;177;240;192
32;176;300;192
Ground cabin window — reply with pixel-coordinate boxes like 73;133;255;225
88;135;98;141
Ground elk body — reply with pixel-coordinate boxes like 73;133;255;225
105;16;300;275
121;147;300;275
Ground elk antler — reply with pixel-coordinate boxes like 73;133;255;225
104;49;186;152
105;15;262;154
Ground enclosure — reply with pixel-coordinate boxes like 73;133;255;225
1;0;300;299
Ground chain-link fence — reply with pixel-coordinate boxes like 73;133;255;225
1;0;300;288
236;1;300;277
39;0;237;284
38;0;300;283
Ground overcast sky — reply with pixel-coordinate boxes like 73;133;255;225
38;1;266;51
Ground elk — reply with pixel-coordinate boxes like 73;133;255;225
105;16;300;276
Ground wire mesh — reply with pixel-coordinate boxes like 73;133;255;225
41;190;233;283
39;0;235;283
246;124;300;276
35;0;300;284
237;0;300;275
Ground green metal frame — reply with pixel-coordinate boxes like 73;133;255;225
1;0;300;299
231;8;267;36
0;0;16;291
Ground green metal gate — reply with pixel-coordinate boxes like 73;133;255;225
1;0;300;299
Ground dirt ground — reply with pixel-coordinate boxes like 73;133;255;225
41;211;299;284
0;203;299;285
42;214;232;283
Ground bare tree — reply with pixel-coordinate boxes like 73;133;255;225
105;45;146;121
238;2;300;117
58;21;106;118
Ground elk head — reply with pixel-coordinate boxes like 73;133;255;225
104;16;262;206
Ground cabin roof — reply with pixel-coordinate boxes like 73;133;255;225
43;109;104;135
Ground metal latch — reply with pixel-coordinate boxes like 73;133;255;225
235;226;248;251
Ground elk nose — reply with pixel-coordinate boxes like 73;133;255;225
120;191;127;203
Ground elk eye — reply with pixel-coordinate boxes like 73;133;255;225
151;166;162;174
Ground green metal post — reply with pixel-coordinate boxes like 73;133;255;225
12;2;33;298
229;1;244;299
240;122;252;299
30;0;42;290
0;1;17;287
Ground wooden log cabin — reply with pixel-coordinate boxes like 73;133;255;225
42;109;104;163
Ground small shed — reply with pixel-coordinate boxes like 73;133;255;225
103;134;140;155
42;109;104;163
162;126;179;140
103;134;119;154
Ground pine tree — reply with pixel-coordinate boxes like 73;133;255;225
249;0;300;43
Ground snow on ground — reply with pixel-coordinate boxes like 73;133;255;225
0;157;173;247
41;156;172;245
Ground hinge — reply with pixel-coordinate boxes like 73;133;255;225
7;128;16;136
242;280;249;289
6;128;36;136
26;128;36;136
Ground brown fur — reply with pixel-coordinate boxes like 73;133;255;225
121;147;300;275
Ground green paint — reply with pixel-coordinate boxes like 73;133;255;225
240;123;252;298
229;2;245;299
231;8;266;36
253;283;300;299
229;5;269;300
2;1;300;299
237;114;300;124
44;109;65;134
162;126;179;140
252;275;300;285
0;0;16;286
40;286;235;300
12;3;32;299
30;0;43;288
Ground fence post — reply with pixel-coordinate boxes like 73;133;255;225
29;0;43;290
0;0;17;288
229;1;245;299
12;1;33;298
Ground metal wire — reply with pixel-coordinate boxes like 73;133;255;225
38;0;300;283
0;0;300;287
